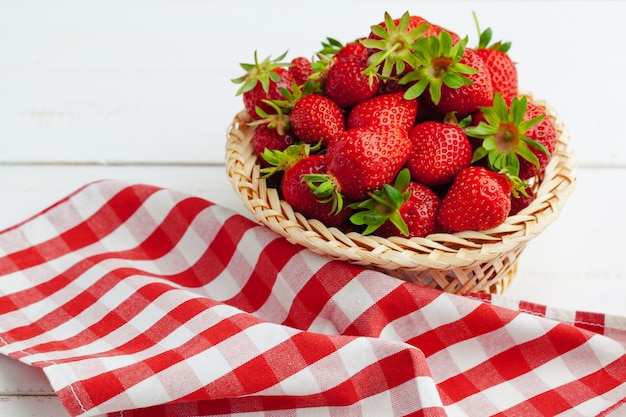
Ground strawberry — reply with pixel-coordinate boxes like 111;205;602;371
517;101;557;179
347;92;418;133
434;48;494;116
363;12;462;81
304;125;412;208
437;166;512;232
350;168;441;238
473;14;518;102
337;41;369;61
290;94;345;146
259;142;314;178
281;154;352;227
252;125;297;166
289;56;314;86
362;12;432;81
324;56;379;108
399;32;487;115
407;121;473;186
465;93;553;180
232;52;294;120
510;185;535;215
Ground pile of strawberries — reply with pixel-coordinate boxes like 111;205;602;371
232;12;557;238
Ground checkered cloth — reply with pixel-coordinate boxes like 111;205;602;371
0;180;624;417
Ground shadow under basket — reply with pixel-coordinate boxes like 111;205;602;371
225;92;577;294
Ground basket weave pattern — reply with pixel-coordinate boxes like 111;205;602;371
225;93;576;294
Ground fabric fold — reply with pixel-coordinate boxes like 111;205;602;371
0;180;624;417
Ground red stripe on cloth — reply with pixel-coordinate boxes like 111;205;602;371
342;282;440;338
408;302;518;358
575;310;606;335
164;211;263;289
519;300;548;317
0;185;156;274
436;321;595;405
495;355;626;416
281;260;365;331
226;237;304;313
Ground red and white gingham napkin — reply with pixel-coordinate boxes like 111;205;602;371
0;180;624;417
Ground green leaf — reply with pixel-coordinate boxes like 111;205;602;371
518;114;544;134
403;77;430;100
428;78;443;105
440;30;452;53
480;28;493;49
521;135;550;156
454;63;479;75
472;147;488;163
465;122;497;138
370;24;389;40
511;96;527;125
516;142;541;167
442;72;465;89
389;211;409;237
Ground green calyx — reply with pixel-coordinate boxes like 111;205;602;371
348;168;411;236
465;93;550;177
400;31;476;104
260;142;316;178
361;11;428;82
232;51;290;96
301;173;344;214
248;99;291;135
473;11;511;53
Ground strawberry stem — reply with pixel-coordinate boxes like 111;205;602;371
232;51;290;96
302;173;344;214
465;93;550;177
400;32;475;103
349;168;411;236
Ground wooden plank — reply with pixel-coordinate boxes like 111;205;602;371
0;164;249;232
0;1;624;165
0;396;69;417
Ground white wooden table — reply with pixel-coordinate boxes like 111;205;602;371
1;1;625;415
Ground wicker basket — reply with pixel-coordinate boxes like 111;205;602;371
225;92;576;294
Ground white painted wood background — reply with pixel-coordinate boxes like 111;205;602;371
1;1;625;415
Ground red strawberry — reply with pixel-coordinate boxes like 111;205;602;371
437;166;512;232
289;94;345;146
281;154;351;227
434;48;494;116
475;48;517;104
379;182;440;237
249;99;294;164
324;57;379;108
364;12;461;80
517;101;557;179
289;56;314;86
362;12;434;83
465;93;554;180
252;125;297;166
350;169;440;238
510;185;535;215
347;92;418;133
399;34;491;117
407;121;472;186
473;14;518;103
337;41;369;61
232;52;294;120
304;125;412;209
258;142;313;179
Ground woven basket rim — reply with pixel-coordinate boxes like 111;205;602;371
225;92;577;273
